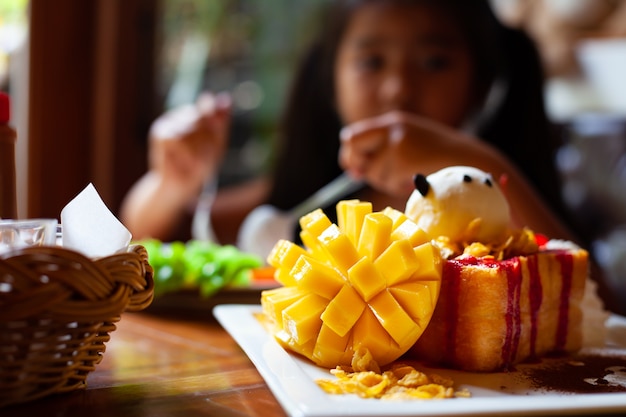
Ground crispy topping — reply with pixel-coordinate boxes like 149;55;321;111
433;226;539;260
316;348;470;400
316;362;469;400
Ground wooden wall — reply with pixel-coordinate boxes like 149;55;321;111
27;0;158;219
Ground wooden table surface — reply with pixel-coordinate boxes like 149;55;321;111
3;292;626;417
2;295;288;417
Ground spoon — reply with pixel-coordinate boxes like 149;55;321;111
236;173;363;259
191;179;219;242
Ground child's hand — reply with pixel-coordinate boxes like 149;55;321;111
339;111;462;198
148;91;232;198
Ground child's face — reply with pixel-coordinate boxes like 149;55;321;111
334;2;477;127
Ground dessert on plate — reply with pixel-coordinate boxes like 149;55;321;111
405;166;589;371
260;166;606;373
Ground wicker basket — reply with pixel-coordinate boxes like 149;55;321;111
0;244;154;407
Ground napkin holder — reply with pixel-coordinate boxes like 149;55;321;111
0;244;154;407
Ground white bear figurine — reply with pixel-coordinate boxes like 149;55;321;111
405;166;511;243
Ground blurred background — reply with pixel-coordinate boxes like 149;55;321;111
0;0;328;220
1;0;625;306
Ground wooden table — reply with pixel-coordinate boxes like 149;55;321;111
3;293;626;417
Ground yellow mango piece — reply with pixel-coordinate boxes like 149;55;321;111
317;224;360;274
352;307;399;366
368;289;421;349
273;328;292;350
261;286;305;326
382;206;409;229
274;329;316;359
299;210;335;263
336;199;359;233
336;199;372;245
389;282;435;322
321;284;366;337
290;255;346;299
390;219;431;247
412;242;443;283
282;293;327;345
299;208;332;238
347;256;386;302
267;239;304;268
357;212;392;260
267;239;309;286
374;239;420;286
299;229;328;261
312;324;353;367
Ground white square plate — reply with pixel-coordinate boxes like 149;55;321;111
214;304;626;417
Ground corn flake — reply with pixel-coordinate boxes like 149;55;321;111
316;352;470;400
434;227;539;260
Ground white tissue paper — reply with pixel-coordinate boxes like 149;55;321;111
61;183;132;258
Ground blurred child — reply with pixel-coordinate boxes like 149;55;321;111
121;0;574;249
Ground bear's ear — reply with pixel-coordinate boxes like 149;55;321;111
413;173;430;197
